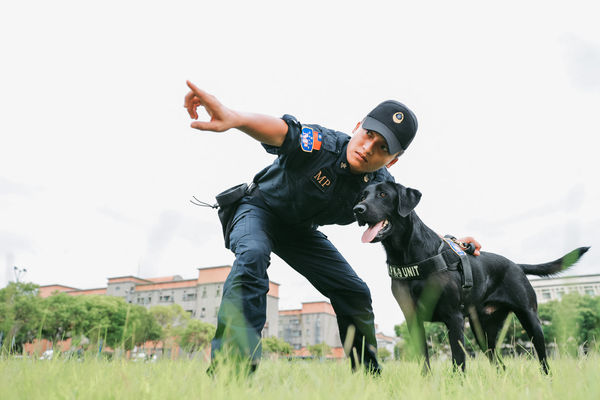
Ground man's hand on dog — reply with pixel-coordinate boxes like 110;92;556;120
459;236;481;256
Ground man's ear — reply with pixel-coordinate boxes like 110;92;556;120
352;121;361;133
395;183;422;217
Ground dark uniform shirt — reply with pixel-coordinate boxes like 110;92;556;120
253;115;395;227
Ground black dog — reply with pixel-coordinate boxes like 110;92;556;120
353;181;589;373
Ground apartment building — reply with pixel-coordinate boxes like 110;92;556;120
279;301;342;351
529;273;600;304
38;265;280;338
376;331;401;356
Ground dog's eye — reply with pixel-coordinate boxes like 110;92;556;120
360;193;367;201
379;192;387;198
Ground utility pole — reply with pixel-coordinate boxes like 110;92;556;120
13;266;27;283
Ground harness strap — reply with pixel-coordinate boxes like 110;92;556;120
387;248;461;280
442;236;473;291
387;235;475;314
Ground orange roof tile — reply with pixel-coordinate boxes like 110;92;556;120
38;285;78;298
376;332;398;341
279;309;302;316
268;282;279;298
107;276;152;284
197;266;231;283
134;279;197;292
145;275;183;282
329;347;345;359
279;301;336;316
293;346;345;359
67;288;107;296
302;301;336;316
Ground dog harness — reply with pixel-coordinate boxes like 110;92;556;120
387;235;474;308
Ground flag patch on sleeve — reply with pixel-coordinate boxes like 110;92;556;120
300;126;322;152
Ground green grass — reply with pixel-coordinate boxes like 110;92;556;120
1;354;599;400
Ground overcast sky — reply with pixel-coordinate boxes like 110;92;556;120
1;0;599;335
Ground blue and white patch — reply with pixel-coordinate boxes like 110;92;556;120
443;237;466;256
300;126;322;152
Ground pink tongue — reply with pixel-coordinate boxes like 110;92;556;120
361;221;385;243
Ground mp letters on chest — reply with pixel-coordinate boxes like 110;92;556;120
311;168;335;193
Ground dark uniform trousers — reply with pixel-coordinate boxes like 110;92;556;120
211;197;380;372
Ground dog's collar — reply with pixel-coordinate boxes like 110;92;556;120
387;238;467;280
387;249;459;280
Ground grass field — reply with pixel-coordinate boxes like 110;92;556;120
1;354;599;400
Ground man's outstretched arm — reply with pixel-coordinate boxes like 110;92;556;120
184;80;288;147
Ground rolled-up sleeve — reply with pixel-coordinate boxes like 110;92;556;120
261;114;301;155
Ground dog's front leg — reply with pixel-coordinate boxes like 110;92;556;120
392;280;431;373
444;313;466;372
412;316;430;374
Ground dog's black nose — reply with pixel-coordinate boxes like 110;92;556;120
353;204;367;215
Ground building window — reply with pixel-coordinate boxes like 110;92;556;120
216;285;221;297
202;287;207;298
541;290;551;300
183;292;197;301
115;286;120;291
200;307;206;318
584;286;595;296
159;295;172;303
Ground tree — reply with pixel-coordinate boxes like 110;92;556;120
149;304;190;342
123;303;162;349
307;342;331;358
71;295;160;351
262;336;292;357
177;320;216;353
377;347;392;361
39;293;83;342
0;282;42;353
538;293;600;355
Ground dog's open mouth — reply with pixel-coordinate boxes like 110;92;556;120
361;219;391;243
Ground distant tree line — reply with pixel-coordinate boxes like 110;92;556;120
393;292;600;360
0;282;215;355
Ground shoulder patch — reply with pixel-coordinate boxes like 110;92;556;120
300;126;322;152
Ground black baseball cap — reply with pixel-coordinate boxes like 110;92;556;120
362;100;418;155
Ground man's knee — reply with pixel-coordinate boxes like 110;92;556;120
237;240;271;265
349;278;372;303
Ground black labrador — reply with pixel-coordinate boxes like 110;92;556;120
353;181;589;373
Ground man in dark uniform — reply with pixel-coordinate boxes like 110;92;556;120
183;81;481;374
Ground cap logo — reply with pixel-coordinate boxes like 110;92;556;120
393;112;404;124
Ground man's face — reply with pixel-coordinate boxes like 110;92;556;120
346;123;401;173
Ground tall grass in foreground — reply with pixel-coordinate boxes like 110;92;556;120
1;354;599;400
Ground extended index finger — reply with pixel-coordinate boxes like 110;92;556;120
186;80;210;101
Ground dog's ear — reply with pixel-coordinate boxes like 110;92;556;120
395;183;422;217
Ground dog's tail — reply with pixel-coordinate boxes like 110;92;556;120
518;247;590;277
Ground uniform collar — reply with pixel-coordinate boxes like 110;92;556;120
334;141;375;183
